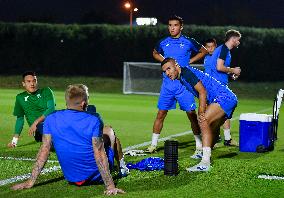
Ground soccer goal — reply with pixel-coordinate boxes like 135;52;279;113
123;62;203;95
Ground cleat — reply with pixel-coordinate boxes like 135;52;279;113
145;145;157;153
186;161;211;172
224;139;239;146
213;143;222;149
119;166;130;177
190;149;203;159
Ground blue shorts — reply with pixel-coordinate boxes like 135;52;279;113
188;67;237;119
36;122;44;134
214;81;237;118
92;146;114;183
71;146;115;186
34;122;44;142
158;77;196;111
210;89;237;119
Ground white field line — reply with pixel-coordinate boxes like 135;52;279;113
123;107;272;152
122;131;192;152
258;175;284;180
0;156;58;163
0;107;272;186
0;166;61;186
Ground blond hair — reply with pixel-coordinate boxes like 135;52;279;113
225;29;241;42
65;84;89;106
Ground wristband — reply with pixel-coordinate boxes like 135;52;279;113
12;137;18;146
228;67;233;74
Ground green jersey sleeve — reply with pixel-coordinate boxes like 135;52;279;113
43;87;56;117
14;116;24;135
13;95;24;117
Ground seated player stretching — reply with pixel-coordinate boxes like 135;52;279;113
161;58;238;172
8;71;55;147
12;84;128;195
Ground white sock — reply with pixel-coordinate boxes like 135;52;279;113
194;135;202;150
119;157;126;168
12;137;18;146
202;147;211;164
224;129;231;140
151;133;160;146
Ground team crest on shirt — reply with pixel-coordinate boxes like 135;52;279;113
180;43;184;48
24;96;29;101
37;94;41;98
166;43;170;47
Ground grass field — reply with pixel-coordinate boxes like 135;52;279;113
0;82;284;197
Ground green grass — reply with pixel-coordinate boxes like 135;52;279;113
0;87;284;197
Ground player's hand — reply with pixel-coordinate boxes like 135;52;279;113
198;113;206;123
29;123;37;136
232;67;241;76
104;187;125;195
11;180;34;190
7;142;16;148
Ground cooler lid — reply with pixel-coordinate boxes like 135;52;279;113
239;113;273;122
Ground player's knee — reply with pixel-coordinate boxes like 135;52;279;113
156;110;168;120
103;126;114;135
103;126;116;146
206;118;215;126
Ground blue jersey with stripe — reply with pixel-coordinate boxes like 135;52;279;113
180;67;236;104
207;44;231;85
43;109;104;182
155;35;201;68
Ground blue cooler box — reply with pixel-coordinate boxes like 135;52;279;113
239;113;273;152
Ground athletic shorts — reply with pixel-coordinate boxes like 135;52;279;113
158;77;196;111
34;123;44;142
189;66;237;119
210;89;238;119
71;146;115;186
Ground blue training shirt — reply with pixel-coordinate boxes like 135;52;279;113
180;67;235;104
203;54;213;74
43;109;104;182
206;44;231;85
155;35;201;68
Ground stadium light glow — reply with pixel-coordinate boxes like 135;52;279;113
124;2;131;9
123;1;138;32
136;18;157;26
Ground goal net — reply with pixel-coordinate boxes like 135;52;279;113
123;62;204;95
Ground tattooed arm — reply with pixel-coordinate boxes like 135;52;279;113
92;137;125;195
11;134;52;190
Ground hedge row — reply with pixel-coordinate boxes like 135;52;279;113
0;22;283;81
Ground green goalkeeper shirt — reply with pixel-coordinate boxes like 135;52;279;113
13;87;56;127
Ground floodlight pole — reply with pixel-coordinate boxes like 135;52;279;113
124;1;138;33
130;8;133;32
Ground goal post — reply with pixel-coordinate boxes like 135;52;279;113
123;62;204;95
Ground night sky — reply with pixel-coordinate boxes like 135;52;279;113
0;0;283;28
